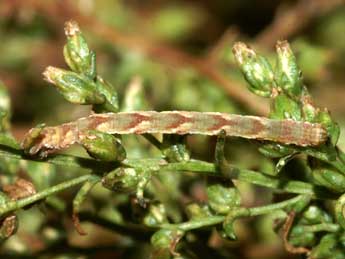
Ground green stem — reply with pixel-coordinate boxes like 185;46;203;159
0;144;117;171
0;145;335;199
158;161;335;199
300;223;340;233
0;174;99;217
248;194;304;216
161;216;225;231
160;195;304;231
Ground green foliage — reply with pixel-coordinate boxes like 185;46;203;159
0;6;345;258
80;130;126;162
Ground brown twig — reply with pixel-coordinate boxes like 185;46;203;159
283;211;310;255
3;0;269;116
256;0;345;48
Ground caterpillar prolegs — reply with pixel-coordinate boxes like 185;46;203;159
22;111;328;157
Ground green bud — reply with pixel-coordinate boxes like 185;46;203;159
92;76;119;113
63;20;96;79
222;208;248;240
275;40;303;98
102;167;141;193
269;93;302;121
186;203;212;220
288;225;316;247
313;166;345;193
222;220;237;240
300;90;318;122
233;42;275;97
162;135;190;162
80;130;126;162
301;205;331;225
207;184;241;214
143;203;168;227
151;229;184;249
335;193;345;230
316;109;338;146
309;233;338;259
259;143;295;158
285;195;311;213
43;66;105;105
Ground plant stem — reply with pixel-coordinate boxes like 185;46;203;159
160;195;305;231
0;174;100;216
0;145;335;200
300;223;340;233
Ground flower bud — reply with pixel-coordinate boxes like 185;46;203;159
259;143;295;158
309;233;338;259
162;135;190;162
151;229;184;250
301;205;331;225
63;20;96;79
207;184;241;214
233;42;275;97
301;91;318;122
275;40;303;98
316;108;338;146
102;167;140;193
335;193;345;230
222;209;247;240
80;130;126;162
143;203;168;227
92;76;119;113
43;66;105;105
313;166;345;193
186;203;212;220
288;225;316;247
269;93;302;121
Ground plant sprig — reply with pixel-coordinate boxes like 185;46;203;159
1;20;345;258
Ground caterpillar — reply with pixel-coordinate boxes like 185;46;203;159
22;111;328;157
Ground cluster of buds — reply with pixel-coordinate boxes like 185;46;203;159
43;20;119;112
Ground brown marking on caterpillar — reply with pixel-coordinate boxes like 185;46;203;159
21;111;328;157
249;117;266;136
207;114;236;133
87;114;111;130
281;120;294;144
303;122;326;147
129;112;155;134
165;112;193;134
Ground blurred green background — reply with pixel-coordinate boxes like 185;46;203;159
0;0;345;258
